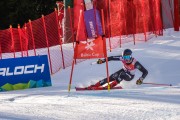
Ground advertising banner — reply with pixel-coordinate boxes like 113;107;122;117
74;36;106;59
84;9;103;38
0;55;51;92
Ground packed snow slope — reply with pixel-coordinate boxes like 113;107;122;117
0;29;180;120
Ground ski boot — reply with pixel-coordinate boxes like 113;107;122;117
86;81;101;90
104;80;118;89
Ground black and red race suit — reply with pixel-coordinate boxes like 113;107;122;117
99;56;148;85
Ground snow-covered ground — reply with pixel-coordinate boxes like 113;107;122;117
0;29;180;120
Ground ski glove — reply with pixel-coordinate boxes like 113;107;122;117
136;77;144;85
97;59;105;64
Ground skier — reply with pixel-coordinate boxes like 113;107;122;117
87;49;148;90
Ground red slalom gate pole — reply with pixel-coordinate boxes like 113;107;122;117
142;82;172;86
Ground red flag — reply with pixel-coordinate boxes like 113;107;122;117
74;0;87;41
74;36;107;59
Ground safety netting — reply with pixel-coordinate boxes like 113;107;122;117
0;0;179;75
96;0;163;40
64;0;165;47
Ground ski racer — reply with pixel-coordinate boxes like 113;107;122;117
87;49;148;90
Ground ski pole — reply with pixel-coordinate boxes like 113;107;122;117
142;82;172;86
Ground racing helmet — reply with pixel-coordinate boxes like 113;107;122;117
122;49;133;63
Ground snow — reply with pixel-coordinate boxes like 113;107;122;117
0;28;180;120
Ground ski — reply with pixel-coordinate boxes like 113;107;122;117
90;61;97;65
75;86;123;91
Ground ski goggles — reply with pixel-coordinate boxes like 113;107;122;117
123;55;131;60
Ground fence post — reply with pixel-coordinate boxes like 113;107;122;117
18;24;23;57
9;25;15;58
42;15;53;74
29;20;37;56
24;23;29;57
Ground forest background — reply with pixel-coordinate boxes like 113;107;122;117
0;0;63;29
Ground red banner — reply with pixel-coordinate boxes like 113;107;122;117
74;36;106;59
56;1;64;39
74;0;87;41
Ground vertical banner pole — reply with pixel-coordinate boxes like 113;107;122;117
29;20;36;56
42;15;53;74
55;8;65;69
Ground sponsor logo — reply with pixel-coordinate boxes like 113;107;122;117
0;64;45;76
89;21;96;37
85;41;95;51
80;53;100;57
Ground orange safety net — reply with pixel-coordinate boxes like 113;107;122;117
96;0;163;38
0;11;61;54
0;11;64;74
